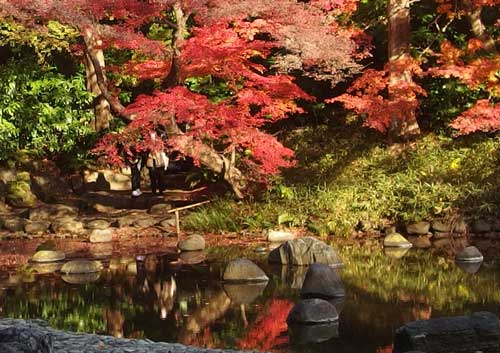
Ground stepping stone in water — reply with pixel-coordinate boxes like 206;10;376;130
383;233;412;248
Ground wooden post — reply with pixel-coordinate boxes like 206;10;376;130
175;210;180;237
167;200;211;237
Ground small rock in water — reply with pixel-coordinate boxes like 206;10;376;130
178;251;206;265
31;250;65;263
223;258;268;282
89;228;113;243
383;233;412;248
408;235;432;249
62;272;100;284
384;247;410;259
267;230;295;242
288;322;339;344
223;282;267;304
86;219;111;230
456;260;482;274
456;246;483;263
178;234;205;251
61;260;103;274
36;240;56;251
300;263;345;298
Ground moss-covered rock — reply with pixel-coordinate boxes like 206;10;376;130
6;172;37;208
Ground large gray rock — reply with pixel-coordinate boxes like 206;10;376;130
178;234;205;251
31;250;65;263
300;263;345;298
60;260;103;274
0;325;52;353
287;298;339;324
393;311;500;353
406;221;430;235
223;258;268;282
268;237;343;267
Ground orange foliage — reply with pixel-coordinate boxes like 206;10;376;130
330;58;426;133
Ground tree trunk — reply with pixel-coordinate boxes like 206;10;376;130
387;0;421;140
83;28;113;132
164;3;187;87
84;45;248;199
465;1;496;51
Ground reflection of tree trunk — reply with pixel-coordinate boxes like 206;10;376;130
240;304;248;327
105;309;125;338
178;290;232;345
83;27;112;131
387;0;420;140
464;1;495;51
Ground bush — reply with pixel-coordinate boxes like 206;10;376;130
0;57;95;161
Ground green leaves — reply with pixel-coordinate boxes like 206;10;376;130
0;57;94;160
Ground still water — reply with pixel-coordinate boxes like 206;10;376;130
0;244;499;353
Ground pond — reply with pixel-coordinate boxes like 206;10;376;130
0;244;499;353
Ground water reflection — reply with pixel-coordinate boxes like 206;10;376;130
0;246;498;353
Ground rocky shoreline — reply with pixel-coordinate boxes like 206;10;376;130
0;318;265;353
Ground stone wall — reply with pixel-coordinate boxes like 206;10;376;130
0;318;264;353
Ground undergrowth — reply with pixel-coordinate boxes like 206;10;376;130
184;125;500;237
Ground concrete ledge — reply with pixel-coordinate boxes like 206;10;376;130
0;318;264;353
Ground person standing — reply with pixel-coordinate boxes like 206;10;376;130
146;131;169;195
127;149;147;197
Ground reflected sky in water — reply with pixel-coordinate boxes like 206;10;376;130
0;245;499;353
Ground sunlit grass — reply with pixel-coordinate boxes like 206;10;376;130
184;127;500;237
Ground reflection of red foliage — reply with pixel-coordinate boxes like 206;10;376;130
237;299;294;351
376;344;393;353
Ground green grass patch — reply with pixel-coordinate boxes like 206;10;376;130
184;126;500;236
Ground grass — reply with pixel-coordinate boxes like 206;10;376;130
184;124;500;237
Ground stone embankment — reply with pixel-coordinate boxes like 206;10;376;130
0;318;264;353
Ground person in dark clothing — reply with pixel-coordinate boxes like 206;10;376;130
127;150;147;197
146;131;169;195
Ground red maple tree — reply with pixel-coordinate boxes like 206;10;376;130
2;0;365;197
